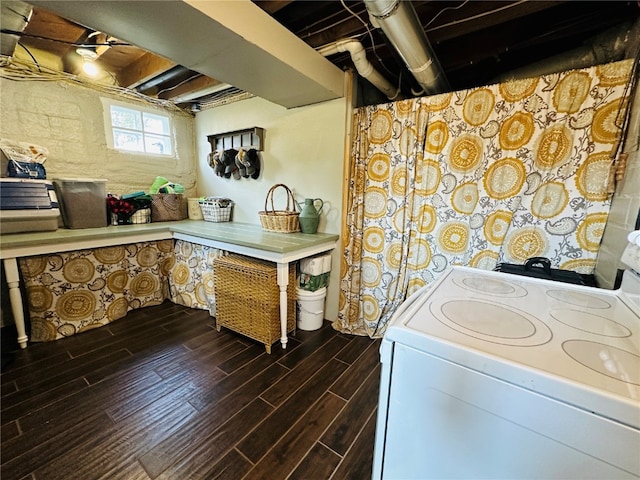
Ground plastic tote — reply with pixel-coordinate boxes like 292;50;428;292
296;287;327;331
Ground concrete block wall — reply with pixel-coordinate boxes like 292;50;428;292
595;78;640;289
0;77;198;328
0;78;197;197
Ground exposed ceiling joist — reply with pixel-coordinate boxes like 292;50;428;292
4;1;638;110
26;0;345;108
117;53;176;90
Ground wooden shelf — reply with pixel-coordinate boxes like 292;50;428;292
207;127;265;152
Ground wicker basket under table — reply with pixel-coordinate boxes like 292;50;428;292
213;254;296;353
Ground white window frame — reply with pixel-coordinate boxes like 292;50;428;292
101;98;175;157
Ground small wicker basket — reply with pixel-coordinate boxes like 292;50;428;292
199;197;234;222
258;183;300;233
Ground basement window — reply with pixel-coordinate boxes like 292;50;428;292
102;99;173;156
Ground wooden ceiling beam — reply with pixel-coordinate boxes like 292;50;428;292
158;74;225;102
116;52;176;89
422;1;567;43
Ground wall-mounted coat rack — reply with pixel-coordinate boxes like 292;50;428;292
207;127;265;152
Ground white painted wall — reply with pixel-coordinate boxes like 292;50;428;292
0;78;198;197
195;96;349;321
0;77;348;325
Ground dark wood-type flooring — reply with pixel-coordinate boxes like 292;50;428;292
1;302;381;480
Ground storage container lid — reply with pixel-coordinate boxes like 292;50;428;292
53;178;108;182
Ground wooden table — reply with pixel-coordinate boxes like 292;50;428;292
0;220;339;349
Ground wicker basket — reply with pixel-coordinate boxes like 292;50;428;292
214;254;296;353
258;183;300;233
199;197;234;222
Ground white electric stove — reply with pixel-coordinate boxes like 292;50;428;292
373;234;640;479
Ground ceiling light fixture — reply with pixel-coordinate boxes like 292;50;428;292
76;31;101;76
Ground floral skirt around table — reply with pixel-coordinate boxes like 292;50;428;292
18;240;175;342
168;239;227;316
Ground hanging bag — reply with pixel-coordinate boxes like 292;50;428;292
150;193;188;222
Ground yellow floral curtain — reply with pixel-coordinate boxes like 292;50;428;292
336;59;634;338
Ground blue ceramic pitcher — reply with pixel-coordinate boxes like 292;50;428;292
296;198;323;234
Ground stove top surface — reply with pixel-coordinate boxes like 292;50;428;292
389;266;640;427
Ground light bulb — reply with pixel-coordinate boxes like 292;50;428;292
82;61;98;76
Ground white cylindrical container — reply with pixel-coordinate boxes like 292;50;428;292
296;287;327;331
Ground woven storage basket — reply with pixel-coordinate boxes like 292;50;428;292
258;183;300;233
214;254;296;353
199;198;234;222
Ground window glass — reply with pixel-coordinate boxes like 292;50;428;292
144;134;171;154
143;112;170;135
104;100;173;156
113;129;144;152
111;106;142;130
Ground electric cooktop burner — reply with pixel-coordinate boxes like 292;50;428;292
428;297;552;346
546;289;613;309
550;309;632;338
562;340;640;386
406;268;640;393
452;276;527;298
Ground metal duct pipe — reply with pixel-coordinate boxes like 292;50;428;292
135;65;191;93
0;1;32;56
318;38;400;100
494;20;640;83
365;0;449;95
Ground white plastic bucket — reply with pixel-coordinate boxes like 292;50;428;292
296;287;327;331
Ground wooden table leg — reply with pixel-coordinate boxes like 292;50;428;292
3;258;28;349
276;262;289;349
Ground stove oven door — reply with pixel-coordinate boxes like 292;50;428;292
373;341;639;479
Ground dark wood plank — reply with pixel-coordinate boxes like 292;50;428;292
0;420;20;443
105;365;227;423
197;448;253;480
0;302;380;480
1;377;88;424
330;338;381;400
242;391;346;480
236;358;349;463
17;362;163;433
277;323;343;370
139;364;287;478
1;412;116;480
288;442;342;480
330;408;378;480
321;364;381;455
187;351;284;412
144;398;273;479
335;334;378;364
260;335;350;407
33;399;197;480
